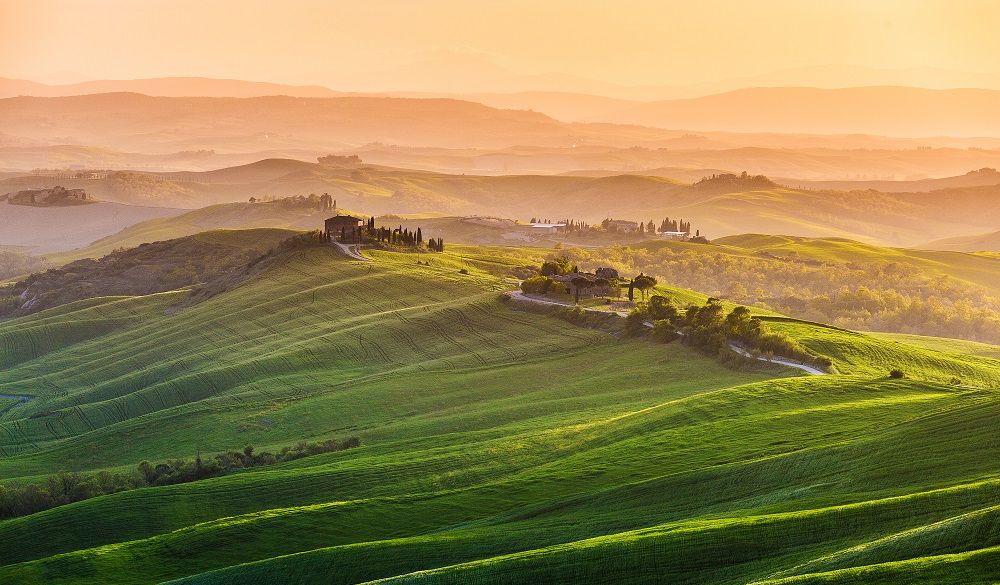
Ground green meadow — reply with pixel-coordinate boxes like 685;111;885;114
1;240;998;583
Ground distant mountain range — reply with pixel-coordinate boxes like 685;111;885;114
0;93;593;151
5;76;1000;136
0;76;346;99
602;87;1000;137
776;167;1000;192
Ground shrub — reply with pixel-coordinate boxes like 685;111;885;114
889;369;905;379
540;256;573;276
652;320;680;343
520;275;555;294
624;309;650;337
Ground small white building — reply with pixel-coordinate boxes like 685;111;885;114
657;231;690;241
527;222;567;234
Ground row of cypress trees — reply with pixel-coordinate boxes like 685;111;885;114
364;217;443;251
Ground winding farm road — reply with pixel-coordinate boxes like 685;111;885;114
332;241;368;261
507;290;827;376
727;344;827;376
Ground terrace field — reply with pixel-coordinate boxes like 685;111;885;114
0;238;997;583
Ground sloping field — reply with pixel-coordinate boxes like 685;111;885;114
0;241;998;583
709;233;1000;295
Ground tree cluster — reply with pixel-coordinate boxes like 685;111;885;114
520;275;560;294
558;246;1000;344
540;256;576;276
693;171;777;191
528;218;593;232
247;192;335;211
658;217;693;233
0;437;360;520
633;296;831;369
364;217;442;252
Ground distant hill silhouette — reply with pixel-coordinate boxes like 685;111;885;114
0;92;663;151
778;168;1000;192
920;230;1000;253
5;158;996;248
607;87;1000;137
0;76;344;99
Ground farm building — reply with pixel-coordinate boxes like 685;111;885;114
657;230;690;241
527;222;567;233
325;215;364;243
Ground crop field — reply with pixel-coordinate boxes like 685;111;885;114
0;241;998;583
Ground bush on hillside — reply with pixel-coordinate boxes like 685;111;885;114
889;369;905;379
624;308;650;337
520;275;557;294
652;320;680;343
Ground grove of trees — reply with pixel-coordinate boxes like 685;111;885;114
557;245;1000;344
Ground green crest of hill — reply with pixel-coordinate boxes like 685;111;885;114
2;228;295;316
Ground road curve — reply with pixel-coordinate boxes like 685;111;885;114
727;344;827;375
332;241;369;261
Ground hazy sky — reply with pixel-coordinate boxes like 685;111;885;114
3;0;999;91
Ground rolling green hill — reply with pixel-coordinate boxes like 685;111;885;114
3;228;294;316
711;234;1000;295
0;238;998;583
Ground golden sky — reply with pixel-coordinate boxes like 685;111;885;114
2;0;999;94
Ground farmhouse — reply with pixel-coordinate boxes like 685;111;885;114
549;272;615;298
324;215;364;243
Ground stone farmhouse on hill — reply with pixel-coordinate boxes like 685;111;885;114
325;215;364;243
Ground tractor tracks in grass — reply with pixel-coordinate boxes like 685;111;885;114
0;394;34;417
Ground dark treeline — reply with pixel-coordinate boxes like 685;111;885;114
527;217;698;237
658;217;693;233
630;296;831;370
693;171;777;191
248;192;335;211
0;436;360;520
529;218;593;232
364;217;443;251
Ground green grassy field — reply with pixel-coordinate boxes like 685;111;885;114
1;239;998;584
